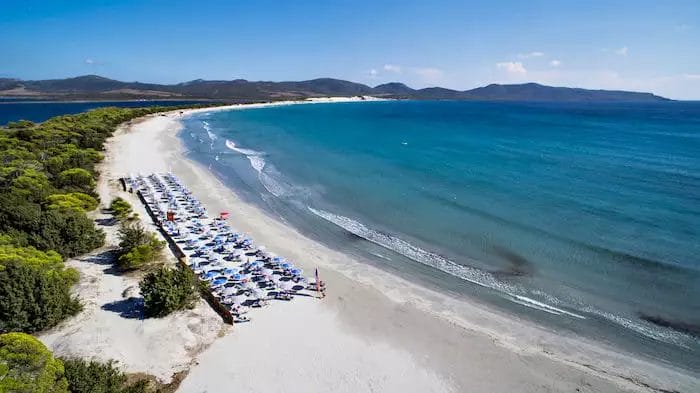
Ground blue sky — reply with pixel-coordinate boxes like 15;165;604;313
1;0;699;99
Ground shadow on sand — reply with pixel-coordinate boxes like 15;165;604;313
101;297;144;319
82;251;122;276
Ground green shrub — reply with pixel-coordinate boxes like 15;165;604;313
11;168;52;203
56;168;96;194
33;208;105;258
0;106;213;333
116;222;164;271
140;267;199;318
0;332;69;393
62;358;152;393
47;192;99;212
0;244;81;333
0;191;104;258
110;197;132;220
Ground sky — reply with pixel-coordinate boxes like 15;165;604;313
1;0;699;99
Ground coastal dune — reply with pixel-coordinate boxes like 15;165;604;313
44;100;698;392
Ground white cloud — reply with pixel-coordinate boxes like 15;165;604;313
549;60;561;67
383;64;402;73
518;51;544;59
615;46;628;56
84;58;94;64
368;69;378;77
496;61;527;75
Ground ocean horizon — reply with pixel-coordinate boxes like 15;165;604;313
180;100;700;371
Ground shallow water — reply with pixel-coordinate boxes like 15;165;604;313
181;100;700;371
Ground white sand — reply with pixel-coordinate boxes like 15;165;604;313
39;118;225;381
42;98;699;392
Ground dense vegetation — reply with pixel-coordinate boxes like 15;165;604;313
116;222;165;271
0;106;198;334
140;266;199;318
0;236;81;333
0;332;69;393
62;358;153;393
0;105;212;392
109;197;133;220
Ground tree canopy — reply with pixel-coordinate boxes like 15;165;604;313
0;332;69;393
140;266;199;318
0;106;202;333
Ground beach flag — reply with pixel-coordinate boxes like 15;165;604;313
315;268;321;296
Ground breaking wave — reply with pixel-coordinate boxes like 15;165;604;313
306;206;699;347
225;139;297;197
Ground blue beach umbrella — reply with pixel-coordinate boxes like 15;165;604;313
204;271;218;279
290;268;302;276
249;261;263;269
232;273;243;281
212;278;227;286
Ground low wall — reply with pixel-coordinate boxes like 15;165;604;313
130;181;234;325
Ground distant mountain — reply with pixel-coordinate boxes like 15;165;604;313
462;83;669;102
0;75;671;102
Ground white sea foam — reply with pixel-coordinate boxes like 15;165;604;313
224;139;296;197
511;295;585;319
225;139;266;172
369;251;392;261
225;139;262;158
306;207;700;347
308;207;540;303
220;136;695;348
580;307;694;348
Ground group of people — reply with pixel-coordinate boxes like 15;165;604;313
127;173;326;323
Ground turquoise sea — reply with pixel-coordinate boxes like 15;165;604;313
181;100;700;371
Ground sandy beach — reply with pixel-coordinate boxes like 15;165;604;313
41;99;698;393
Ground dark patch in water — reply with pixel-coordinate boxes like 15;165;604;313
637;312;700;338
491;246;534;278
344;231;364;241
421;188;694;274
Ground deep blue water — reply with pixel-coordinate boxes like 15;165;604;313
182;100;700;370
0;99;203;124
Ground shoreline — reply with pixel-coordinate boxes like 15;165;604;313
43;98;698;392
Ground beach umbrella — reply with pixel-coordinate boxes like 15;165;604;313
290;268;303;276
232;295;246;305
232;273;243;281
212;277;227;286
252;288;265;299
248;261;263;269
223;267;240;275
204;271;218;279
223;286;238;296
279;281;293;292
